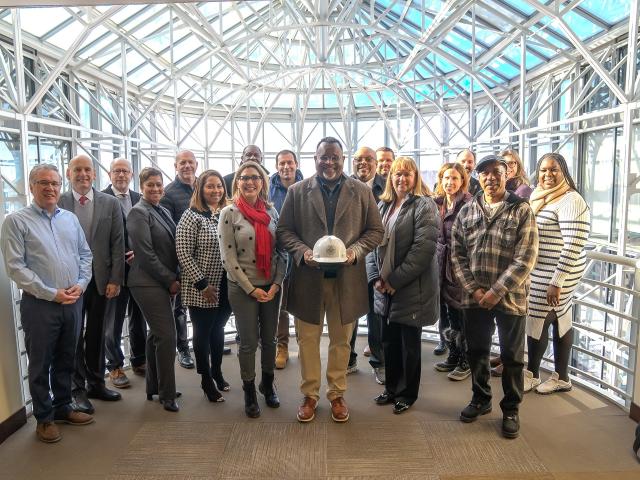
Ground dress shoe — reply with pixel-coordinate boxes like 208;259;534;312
87;385;122;401
393;401;411;414
223;346;232;355
36;422;61;443
131;363;146;376
178;349;195;369
109;368;131;389
433;341;447;356
330;397;349;422
212;374;230;392
460;402;492;423
275;344;289;369
363;345;371;357
297;396;317;422
162;399;179;412
72;391;95;414
502;414;520;439
374;391;394;405
54;410;94;425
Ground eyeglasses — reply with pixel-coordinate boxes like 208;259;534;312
238;175;263;182
34;180;62;188
111;169;131;175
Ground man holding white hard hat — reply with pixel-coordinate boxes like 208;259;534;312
277;137;384;423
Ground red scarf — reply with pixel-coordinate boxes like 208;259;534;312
236;196;272;279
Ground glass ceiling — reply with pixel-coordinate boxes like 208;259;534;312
0;0;632;110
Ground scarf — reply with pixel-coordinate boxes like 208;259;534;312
530;179;571;215
236;196;272;279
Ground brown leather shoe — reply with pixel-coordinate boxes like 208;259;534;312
297;396;317;422
36;422;61;443
109;368;131;388
330;397;349;422
55;410;94;425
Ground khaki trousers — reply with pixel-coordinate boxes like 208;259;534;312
296;278;355;401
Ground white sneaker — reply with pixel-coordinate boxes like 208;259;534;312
535;371;572;395
523;369;541;393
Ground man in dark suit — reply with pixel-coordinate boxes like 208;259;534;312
160;150;198;369
350;146;387;384
59;154;125;414
102;157;146;389
223;145;265;196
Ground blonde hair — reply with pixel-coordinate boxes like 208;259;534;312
434;163;469;197
379;156;431;203
232;161;272;207
190;169;229;212
500;149;530;186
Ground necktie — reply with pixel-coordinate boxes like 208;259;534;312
79;195;88;206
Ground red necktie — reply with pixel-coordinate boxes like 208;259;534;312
79;195;88;206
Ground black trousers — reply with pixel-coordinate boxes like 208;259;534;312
462;308;525;415
188;278;232;377
21;293;81;423
174;294;189;351
382;319;422;405
104;285;147;371
440;301;466;364
73;278;109;392
367;282;385;369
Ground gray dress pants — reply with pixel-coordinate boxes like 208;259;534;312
130;286;177;401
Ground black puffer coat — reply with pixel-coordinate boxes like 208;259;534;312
366;194;440;328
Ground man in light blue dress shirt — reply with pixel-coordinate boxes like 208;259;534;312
0;164;94;443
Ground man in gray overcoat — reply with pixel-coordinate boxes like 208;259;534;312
277;137;384;423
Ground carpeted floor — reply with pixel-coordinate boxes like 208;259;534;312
0;336;638;480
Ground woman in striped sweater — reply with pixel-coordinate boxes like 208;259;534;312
524;153;590;394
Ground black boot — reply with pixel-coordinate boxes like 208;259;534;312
243;380;261;418
201;375;224;402
258;371;280;408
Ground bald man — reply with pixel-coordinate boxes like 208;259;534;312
58;154;125;414
350;146;386;384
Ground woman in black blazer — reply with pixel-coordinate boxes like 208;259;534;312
128;167;181;412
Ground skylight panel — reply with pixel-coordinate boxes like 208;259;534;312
562;10;603;41
48;21;86;50
19;7;70;38
574;0;629;25
502;0;537;16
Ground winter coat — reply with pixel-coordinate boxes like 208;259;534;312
366;194;440;328
269;169;304;213
506;178;533;200
277;175;384;325
434;191;472;309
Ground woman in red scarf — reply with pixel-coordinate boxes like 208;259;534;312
219;161;286;418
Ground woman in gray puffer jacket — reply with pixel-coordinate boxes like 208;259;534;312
366;156;440;414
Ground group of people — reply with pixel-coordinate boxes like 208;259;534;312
0;135;590;444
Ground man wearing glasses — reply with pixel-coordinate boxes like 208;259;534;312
102;158;146;389
277;137;384;423
1;164;94;443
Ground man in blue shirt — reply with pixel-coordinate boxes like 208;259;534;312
1;164;94;443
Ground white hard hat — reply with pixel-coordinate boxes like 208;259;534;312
312;235;347;263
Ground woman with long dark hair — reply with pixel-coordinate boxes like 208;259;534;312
525;153;590;394
176;169;232;403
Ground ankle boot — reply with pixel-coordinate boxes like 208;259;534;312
242;380;261;418
201;375;224;402
258;371;280;408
